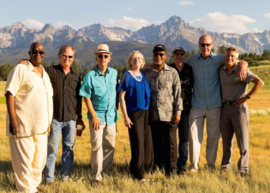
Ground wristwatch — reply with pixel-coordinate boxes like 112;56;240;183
245;94;251;99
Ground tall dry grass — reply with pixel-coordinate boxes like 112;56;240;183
0;65;270;192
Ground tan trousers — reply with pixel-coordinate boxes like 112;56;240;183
89;121;116;181
189;106;221;170
9;133;47;193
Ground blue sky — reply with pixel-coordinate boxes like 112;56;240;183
1;0;270;34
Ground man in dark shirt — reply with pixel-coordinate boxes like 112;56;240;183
42;45;85;184
169;47;193;174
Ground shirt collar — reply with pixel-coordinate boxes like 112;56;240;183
197;52;216;59
222;62;239;72
94;66;109;76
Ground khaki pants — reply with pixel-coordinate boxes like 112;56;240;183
89;121;116;181
189;106;221;170
9;134;47;193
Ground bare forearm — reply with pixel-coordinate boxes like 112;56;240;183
83;97;97;117
6;92;16;121
248;77;264;97
119;90;128;119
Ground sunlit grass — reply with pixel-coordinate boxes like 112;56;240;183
0;65;270;192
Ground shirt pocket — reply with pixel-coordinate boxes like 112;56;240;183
93;86;106;97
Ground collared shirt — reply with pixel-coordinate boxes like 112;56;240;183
5;62;53;137
219;64;257;101
45;64;81;121
170;63;193;114
185;53;224;109
143;63;183;122
79;66;118;126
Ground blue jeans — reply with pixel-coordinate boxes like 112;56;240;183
177;113;189;171
43;119;76;183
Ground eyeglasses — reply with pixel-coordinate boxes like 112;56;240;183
200;43;212;47
98;54;109;59
154;53;165;57
174;52;185;56
62;54;73;59
132;57;143;60
31;51;45;55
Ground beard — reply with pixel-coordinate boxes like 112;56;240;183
154;61;163;65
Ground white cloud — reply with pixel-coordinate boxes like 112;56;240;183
264;13;270;18
251;28;262;33
56;21;73;28
189;12;256;34
179;1;194;6
127;7;132;11
21;19;44;29
107;16;151;31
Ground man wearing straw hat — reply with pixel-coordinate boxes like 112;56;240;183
79;44;118;185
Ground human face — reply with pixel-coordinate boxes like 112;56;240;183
59;47;75;68
29;43;45;66
199;36;213;59
225;50;238;68
95;53;111;67
153;51;167;66
130;53;143;70
172;51;185;65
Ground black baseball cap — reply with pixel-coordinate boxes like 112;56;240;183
153;44;166;52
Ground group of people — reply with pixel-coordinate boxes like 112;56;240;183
5;34;264;192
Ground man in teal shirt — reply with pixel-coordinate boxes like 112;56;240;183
79;44;118;184
185;34;247;172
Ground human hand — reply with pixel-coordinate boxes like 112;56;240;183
76;118;86;130
233;97;247;107
172;114;181;124
124;116;133;129
10;119;19;136
144;63;153;70
237;61;247;81
18;59;29;65
92;115;101;131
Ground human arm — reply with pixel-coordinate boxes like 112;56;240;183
172;70;182;123
5;91;19;136
83;97;101;130
17;59;29;65
233;76;264;107
76;76;85;130
119;89;133;128
237;61;248;81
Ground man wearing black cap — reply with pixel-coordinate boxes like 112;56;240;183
143;44;183;177
169;47;193;174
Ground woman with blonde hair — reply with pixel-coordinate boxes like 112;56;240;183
118;51;153;183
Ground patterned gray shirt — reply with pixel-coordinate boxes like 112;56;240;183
143;64;183;122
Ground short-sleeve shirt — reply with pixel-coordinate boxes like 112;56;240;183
118;71;151;111
5;62;53;137
219;64;257;101
143;64;183;122
79;66;118;126
185;53;224;109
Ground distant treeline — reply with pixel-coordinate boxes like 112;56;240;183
1;47;270;81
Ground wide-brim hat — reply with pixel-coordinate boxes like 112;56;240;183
94;44;112;55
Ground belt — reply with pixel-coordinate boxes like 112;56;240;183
222;101;234;105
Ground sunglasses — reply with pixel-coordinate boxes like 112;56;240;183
200;43;212;47
154;53;165;57
174;52;185;56
31;51;45;55
62;54;73;59
98;54;109;59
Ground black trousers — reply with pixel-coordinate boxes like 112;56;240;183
150;121;178;176
128;110;154;180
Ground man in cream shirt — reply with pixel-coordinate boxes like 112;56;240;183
5;42;53;193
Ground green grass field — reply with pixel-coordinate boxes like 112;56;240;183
0;65;270;192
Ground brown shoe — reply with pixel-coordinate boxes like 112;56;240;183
91;180;101;186
47;182;57;188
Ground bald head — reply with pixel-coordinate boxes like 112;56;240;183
28;42;45;66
